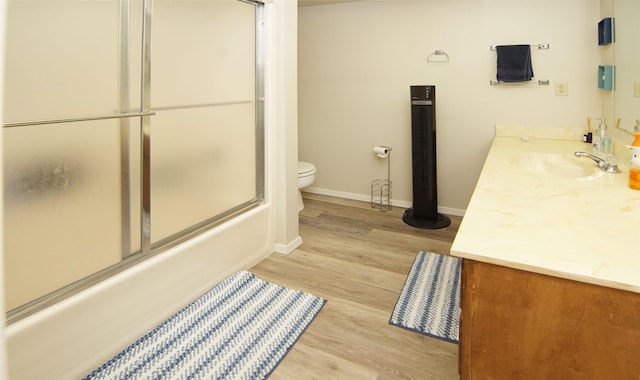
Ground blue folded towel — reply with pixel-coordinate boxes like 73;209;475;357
496;45;533;82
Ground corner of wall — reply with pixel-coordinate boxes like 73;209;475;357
272;0;301;252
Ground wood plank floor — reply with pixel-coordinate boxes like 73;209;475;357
250;193;462;379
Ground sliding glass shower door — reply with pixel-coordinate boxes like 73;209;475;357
2;0;264;318
150;0;260;247
3;0;131;312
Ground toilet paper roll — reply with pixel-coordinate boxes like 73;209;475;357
373;146;390;159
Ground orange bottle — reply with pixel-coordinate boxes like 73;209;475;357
630;133;640;190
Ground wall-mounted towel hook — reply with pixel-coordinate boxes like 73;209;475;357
427;49;449;63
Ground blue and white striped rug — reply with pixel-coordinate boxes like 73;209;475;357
84;271;326;380
389;251;461;343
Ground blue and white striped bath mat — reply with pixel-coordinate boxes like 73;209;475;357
84;271;326;379
389;251;461;343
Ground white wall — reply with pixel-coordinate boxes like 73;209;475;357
600;0;617;142
273;0;303;254
299;0;602;213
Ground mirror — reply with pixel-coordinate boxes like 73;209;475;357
613;0;640;132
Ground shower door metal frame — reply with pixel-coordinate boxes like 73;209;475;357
4;0;267;324
120;0;134;258
140;0;152;255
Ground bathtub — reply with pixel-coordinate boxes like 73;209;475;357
4;204;274;380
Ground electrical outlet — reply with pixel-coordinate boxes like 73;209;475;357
555;81;569;96
635;82;640;98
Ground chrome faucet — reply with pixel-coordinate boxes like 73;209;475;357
574;151;620;173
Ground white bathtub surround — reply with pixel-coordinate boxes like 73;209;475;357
451;126;640;293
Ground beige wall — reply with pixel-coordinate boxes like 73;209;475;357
273;0;303;254
299;0;602;214
600;0;616;141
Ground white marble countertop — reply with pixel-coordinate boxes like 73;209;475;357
450;126;640;293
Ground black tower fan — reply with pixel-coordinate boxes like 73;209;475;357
402;85;451;229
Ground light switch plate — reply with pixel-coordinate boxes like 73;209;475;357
635;82;640;98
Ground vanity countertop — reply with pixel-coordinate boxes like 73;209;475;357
450;127;640;293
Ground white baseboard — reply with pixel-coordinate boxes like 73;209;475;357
303;186;465;217
438;206;465;217
304;187;370;203
274;235;303;255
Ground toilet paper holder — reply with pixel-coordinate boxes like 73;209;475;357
371;146;392;211
373;145;390;159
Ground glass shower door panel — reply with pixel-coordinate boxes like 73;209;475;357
151;0;256;106
2;0;127;311
150;0;257;243
3;0;121;122
151;105;256;242
3;122;123;311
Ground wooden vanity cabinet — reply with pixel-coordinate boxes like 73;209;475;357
458;259;640;379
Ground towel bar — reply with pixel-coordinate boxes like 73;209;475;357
490;43;549;51
427;49;449;62
490;79;550;86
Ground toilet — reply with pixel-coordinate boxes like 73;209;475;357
297;161;316;211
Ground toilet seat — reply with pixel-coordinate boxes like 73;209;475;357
297;161;316;212
298;161;316;177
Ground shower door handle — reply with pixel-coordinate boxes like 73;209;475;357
3;111;157;128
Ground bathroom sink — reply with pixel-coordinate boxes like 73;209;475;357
514;153;602;179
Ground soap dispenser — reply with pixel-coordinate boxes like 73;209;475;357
593;119;611;154
600;121;612;154
592;119;602;153
629;120;640;191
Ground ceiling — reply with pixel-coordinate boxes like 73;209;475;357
298;0;366;7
